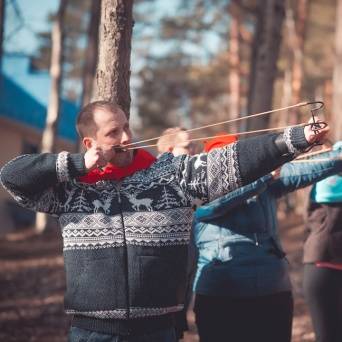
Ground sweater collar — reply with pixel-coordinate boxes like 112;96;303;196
78;149;156;184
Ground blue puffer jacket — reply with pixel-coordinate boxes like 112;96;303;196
193;147;342;297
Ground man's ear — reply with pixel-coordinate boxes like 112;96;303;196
83;137;93;150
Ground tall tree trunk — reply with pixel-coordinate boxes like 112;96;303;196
323;79;333;121
77;0;101;152
246;0;285;131
332;0;342;141
36;0;67;233
292;0;306;103
288;0;307;124
41;0;67;153
228;3;241;132
81;0;101;106
280;67;292;126
283;0;307;213
0;0;5;73
283;0;296;124
93;0;133;118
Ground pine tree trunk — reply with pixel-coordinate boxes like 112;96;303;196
93;0;133;118
81;0;101;107
41;0;67;153
292;0;306;103
36;0;67;233
246;0;285;131
290;0;307;124
228;3;241;132
77;0;101;152
323;79;333;119
0;0;5;73
280;67;292;126
332;0;342;140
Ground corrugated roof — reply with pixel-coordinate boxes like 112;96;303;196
0;54;78;142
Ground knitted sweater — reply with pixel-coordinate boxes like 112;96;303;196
0;128;308;335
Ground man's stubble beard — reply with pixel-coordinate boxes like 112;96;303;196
110;150;134;167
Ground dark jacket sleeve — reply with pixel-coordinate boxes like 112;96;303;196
0;152;86;214
177;126;310;204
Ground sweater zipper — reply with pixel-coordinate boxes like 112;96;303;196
116;183;131;321
254;233;259;246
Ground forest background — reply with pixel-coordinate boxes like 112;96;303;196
0;0;341;341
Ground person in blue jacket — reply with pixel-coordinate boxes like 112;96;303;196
192;137;342;342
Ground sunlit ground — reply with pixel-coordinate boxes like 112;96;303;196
0;213;314;342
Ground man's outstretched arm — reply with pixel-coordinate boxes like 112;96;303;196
177;123;329;204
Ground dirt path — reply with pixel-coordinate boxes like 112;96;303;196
0;214;314;342
0;229;69;342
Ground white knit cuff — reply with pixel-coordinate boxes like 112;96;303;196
283;127;302;156
56;151;70;182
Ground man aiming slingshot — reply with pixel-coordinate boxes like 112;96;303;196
0;100;329;341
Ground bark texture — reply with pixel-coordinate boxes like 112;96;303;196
93;0;133;118
81;0;102;107
41;0;68;154
228;3;241;131
37;0;68;232
247;0;285;131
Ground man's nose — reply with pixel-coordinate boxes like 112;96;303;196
121;130;132;144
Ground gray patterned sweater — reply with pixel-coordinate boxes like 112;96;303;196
0;128;309;335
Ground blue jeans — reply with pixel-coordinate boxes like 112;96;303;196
68;326;177;342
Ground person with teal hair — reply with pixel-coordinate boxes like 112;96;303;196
303;141;342;342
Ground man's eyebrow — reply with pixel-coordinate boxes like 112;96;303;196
104;127;119;135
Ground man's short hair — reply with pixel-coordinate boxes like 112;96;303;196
76;100;124;138
157;127;187;154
